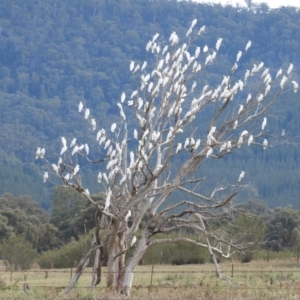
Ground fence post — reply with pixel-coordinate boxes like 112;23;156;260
231;264;234;278
45;270;48;279
297;246;299;263
10;272;13;282
150;265;154;286
70;267;73;279
24;274;27;281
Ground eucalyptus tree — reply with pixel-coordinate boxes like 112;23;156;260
37;20;298;295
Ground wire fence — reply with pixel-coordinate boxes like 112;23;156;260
1;264;300;291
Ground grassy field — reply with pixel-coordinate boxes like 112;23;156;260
1;260;300;299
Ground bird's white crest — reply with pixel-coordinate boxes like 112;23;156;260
152;33;159;42
104;140;110;149
121;92;126;103
70;138;77;148
40;148;45;159
125;210;131;222
244;70;250;82
43;172;48;182
216;38;222;51
195;47;200;58
84;144;89;155
130;61;135;71
61;137;67;147
206;147;213;158
52;164;58;174
131;90;138;98
60;145;67;156
184;138;189;149
226;141;231;152
265;84;271;96
257;94;263;102
287;63;293;75
35;147;41;159
78;101;83;113
84;108;90;119
236;51;242;62
131;236;137;247
233;120;238;129
73;164;80;176
280;76;288;89
72;145;79;156
276;69;282;78
111;123;117;133
141;61;147;71
245;40;251;51
97;172;102;183
261;68;269;78
292;81;298;93
176;143;182;154
219;143;226;153
232;62;238;72
237;136;243;148
238;105;243;115
205;54;212;65
194;139;201;150
191;18;197;28
198;25;206;35
262;117;267;130
238;171;245;182
248;135;253;146
246;94;252;103
209;126;216;136
241;130;248;137
91;119;96;130
162;45;168;55
103;173;108;184
186;27;192;37
105;189;112;210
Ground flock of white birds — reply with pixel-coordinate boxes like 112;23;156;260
36;19;298;212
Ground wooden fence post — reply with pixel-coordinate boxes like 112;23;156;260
231;264;234;278
150;265;154;286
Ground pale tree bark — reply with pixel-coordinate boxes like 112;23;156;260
40;19;298;295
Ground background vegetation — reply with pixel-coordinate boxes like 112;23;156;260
0;0;300;270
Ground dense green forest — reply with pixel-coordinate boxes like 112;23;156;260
1;191;300;270
0;0;299;210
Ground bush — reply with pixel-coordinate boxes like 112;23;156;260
39;234;92;268
141;240;207;265
0;235;37;271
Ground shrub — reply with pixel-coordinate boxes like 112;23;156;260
0;235;37;270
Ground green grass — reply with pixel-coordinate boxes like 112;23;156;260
1;260;300;299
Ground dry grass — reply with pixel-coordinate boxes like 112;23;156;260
1;260;300;299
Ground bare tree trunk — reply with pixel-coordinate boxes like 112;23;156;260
90;247;102;289
121;235;148;295
90;213;103;289
64;248;93;294
116;235;126;293
106;228;119;288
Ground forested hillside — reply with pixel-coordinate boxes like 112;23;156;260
0;0;299;209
